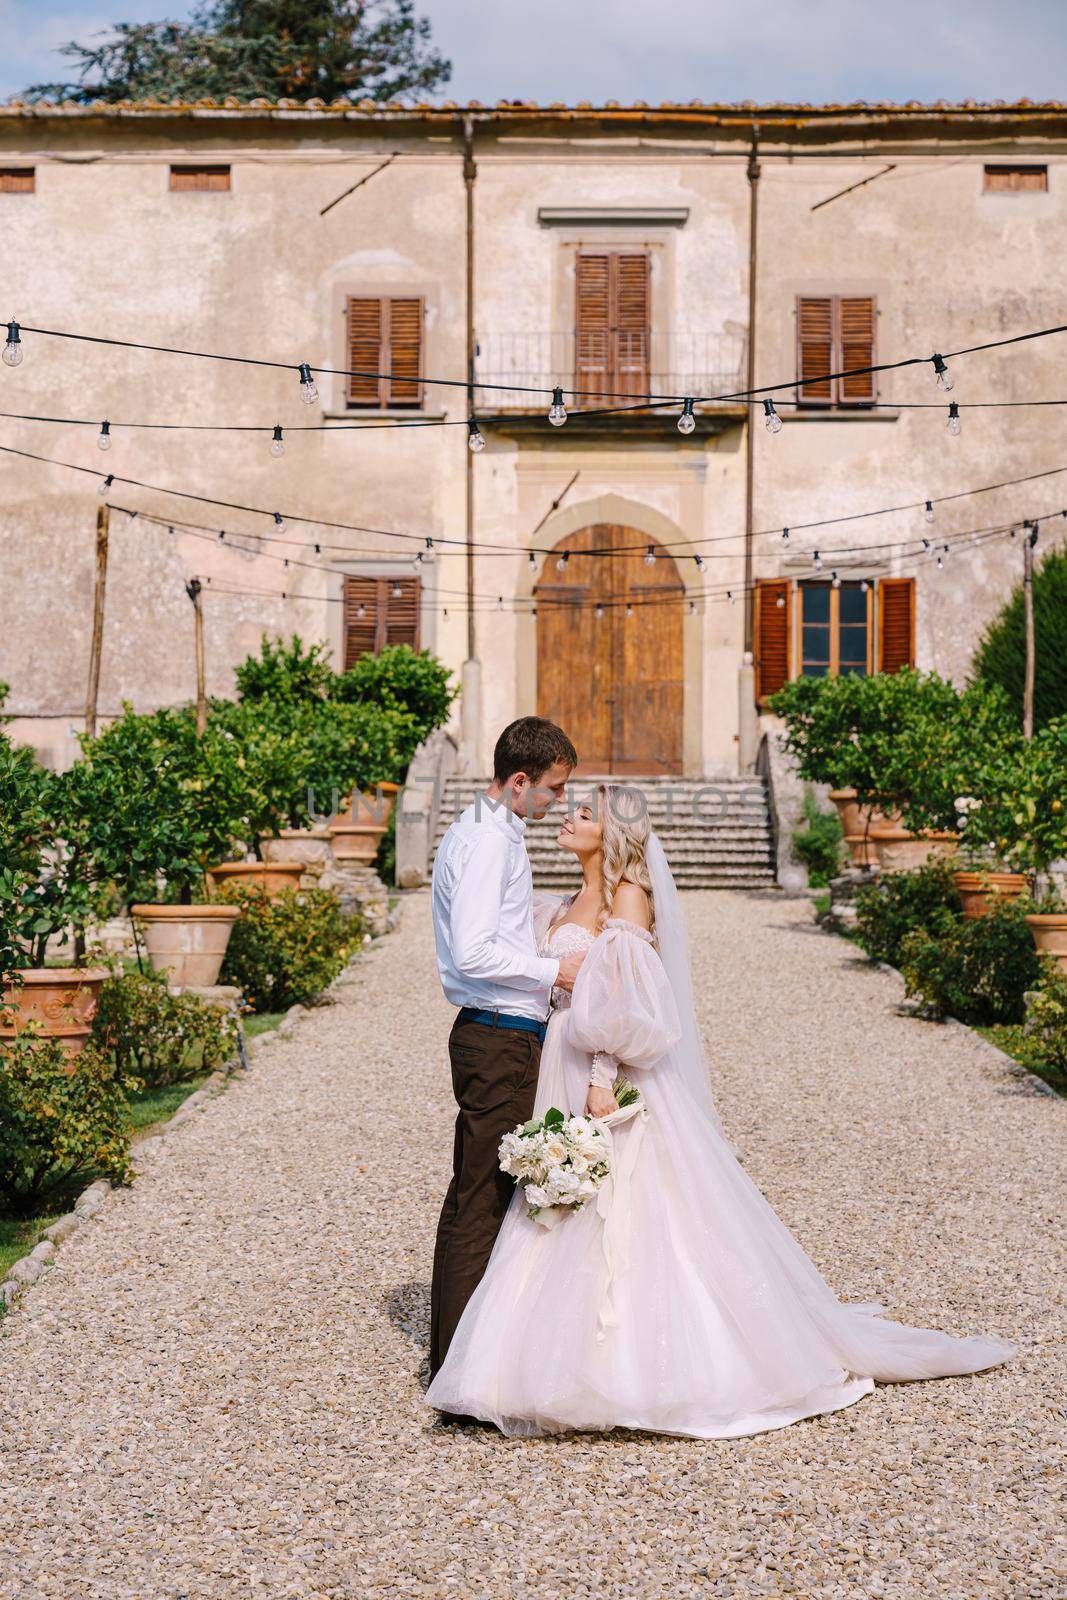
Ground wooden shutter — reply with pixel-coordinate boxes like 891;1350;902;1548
796;297;834;403
343;576;421;666
878;578;915;673
797;296;875;406
754;579;792;702
575;253;611;400
347;298;384;407
984;164;1047;193
614;253;651;399
169;164;231;191
346;297;423;409
385;298;423;407
0;168;34;193
839;298;876;404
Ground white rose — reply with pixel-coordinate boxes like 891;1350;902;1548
525;1184;549;1209
543;1139;567;1166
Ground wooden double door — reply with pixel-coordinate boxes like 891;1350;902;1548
536;524;684;775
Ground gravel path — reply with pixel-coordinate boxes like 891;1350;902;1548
0;891;1062;1600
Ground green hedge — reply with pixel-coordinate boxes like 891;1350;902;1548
973;544;1067;732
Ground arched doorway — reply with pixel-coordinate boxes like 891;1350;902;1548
536;524;684;775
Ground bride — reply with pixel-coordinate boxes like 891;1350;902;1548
424;784;1013;1439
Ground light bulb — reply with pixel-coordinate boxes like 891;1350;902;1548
273;512;284;530
271;425;284;458
218;529;226;542
548;386;567;427
556;551;570;573
831;571;841;589
422;537;435;564
763;398;782;434
392;582;402;598
689;600;696;614
97;420;111;451
781;527;790;544
924;500;935;524
595;605;604;619
528;551;537;571
3;320;22;367
283;558;289;570
98;473;114;496
694;554;706;573
813;549;822;571
860;579;869;593
467;418;485;453
727;589;736;605
936;552;945;571
497;596;504;611
775;594;786;609
357;603;366;620
644;545;656;567
947;401;961;437
314;543;321;555
677;398;696;435
932;353;953;392
298;362;318;405
625;604;634;618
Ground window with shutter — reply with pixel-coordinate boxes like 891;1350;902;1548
574;251;650;401
754;579;791;703
983;164;1047;193
878;578;915;673
343;575;421;666
796;295;876;408
0;168;34;193
169;165;231;192
346;297;423;409
799;581;872;677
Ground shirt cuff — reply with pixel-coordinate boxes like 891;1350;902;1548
541;956;561;990
589;1050;617;1088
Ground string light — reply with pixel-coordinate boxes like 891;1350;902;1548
625;603;634;618
420;536;435;565
813;549;822;571
831;571;841;589
497;595;504;610
298;363;318;405
727;589;736;605
467;418;485;453
357;602;366;619
694;554;706;573
270;425;284;458
548;386;567;427
936;548;946;570
3;321;22;368
218;529;226;541
528;550;537;572
860;579;870;593
273;512;284;530
775;592;786;608
922;537;932;551
763;399;783;435
924;500;935;523
97;473;113;496
781;527;790;544
644;545;657;566
97;420;111;451
932;354;953;392
392;581;402;598
595;605;604;619
947;401;962;437
677;398;696;435
556;550;570;573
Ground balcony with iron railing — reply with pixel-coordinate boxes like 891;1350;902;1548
473;330;749;430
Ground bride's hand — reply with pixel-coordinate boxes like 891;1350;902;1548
585;1085;617;1120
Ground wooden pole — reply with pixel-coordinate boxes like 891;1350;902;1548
743;124;761;656
186;578;207;734
84;503;110;739
1023;524;1037;740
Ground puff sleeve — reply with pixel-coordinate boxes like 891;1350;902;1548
564;919;682;1074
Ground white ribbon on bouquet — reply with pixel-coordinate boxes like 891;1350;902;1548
592;1098;649;1343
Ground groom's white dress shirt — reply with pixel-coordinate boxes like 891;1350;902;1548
432;796;560;1021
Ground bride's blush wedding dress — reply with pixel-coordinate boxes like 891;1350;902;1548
424;843;1013;1440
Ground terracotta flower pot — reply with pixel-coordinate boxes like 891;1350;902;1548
343;782;400;829
131;904;242;987
327;821;384;864
0;967;108;1062
206;861;306;901
828;790;864;837
952;870;1031;920
868;828;959;873
259;828;332;870
844;833;877;868
1025;913;1067;974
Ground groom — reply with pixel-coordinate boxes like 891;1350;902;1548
429;716;582;1377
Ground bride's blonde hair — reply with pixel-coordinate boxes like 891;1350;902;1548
595;783;656;943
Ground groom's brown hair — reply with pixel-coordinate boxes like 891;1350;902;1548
493;717;578;783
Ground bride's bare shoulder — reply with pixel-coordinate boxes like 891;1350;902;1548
610;880;651;930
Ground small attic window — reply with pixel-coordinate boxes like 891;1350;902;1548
983;164;1048;193
169;164;231;192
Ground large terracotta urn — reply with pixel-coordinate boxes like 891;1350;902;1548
0;967;109;1061
327;821;384;864
828;789;864;837
952;870;1030;920
843;833;877;869
1025;913;1067;974
206;861;306;900
131;904;241;987
868;829;959;873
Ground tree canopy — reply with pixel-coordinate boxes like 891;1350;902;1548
25;0;451;105
972;543;1067;732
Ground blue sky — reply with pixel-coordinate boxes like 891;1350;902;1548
2;0;1066;104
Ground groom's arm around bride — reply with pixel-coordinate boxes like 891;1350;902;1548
428;717;581;1379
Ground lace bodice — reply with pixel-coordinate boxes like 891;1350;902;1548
542;919;596;1010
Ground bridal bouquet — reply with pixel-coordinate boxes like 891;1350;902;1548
498;1080;643;1226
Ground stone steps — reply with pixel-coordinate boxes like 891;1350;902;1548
433;776;778;891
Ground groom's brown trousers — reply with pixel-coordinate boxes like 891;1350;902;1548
429;1015;542;1377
